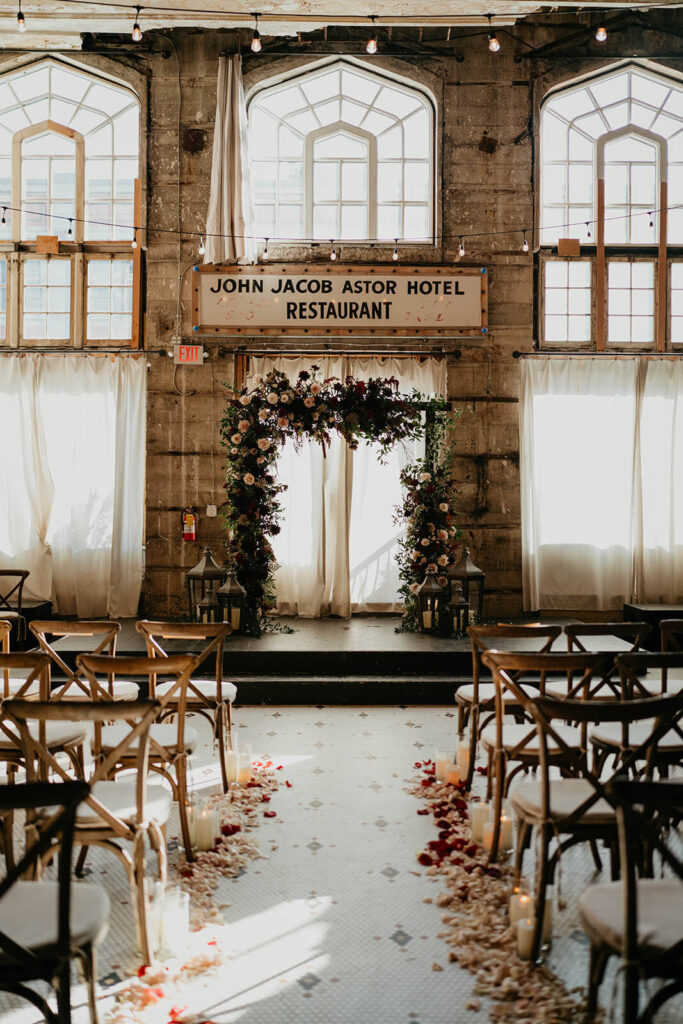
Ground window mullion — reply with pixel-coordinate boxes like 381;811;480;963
657;177;667;351
8;252;19;348
72;251;84;348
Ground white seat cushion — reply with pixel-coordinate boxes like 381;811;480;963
0;722;86;751
455;683;535;705
481;722;582;754
76;780;172;827
510;778;615;825
0;677;41;698
545;672;683;700
51;680;139;701
100;722;199;756
579;879;683;959
589;722;683;752
0;881;109;961
155;678;237;703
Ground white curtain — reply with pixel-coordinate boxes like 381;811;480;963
250;356;446;617
520;356;683;610
0;355;146;616
204;55;256;265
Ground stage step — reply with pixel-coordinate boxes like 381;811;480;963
230;674;469;705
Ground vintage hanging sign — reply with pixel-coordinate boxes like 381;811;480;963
192;264;488;337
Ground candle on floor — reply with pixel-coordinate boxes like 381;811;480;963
509;888;534;925
237;750;252;785
471;801;490;843
456;739;470;780
226;745;239;784
444;763;460;785
186;803;197;848
195;807;218;851
517;917;535;960
434;750;449;782
499;813;514;852
160;889;190;956
483;820;496;854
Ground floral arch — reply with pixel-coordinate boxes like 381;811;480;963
220;367;460;633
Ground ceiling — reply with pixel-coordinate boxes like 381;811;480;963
0;0;679;50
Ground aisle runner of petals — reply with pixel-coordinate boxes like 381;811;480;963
106;766;284;1024
407;761;596;1024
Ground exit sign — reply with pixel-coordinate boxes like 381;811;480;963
174;344;204;365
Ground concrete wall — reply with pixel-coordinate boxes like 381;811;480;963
133;17;683;618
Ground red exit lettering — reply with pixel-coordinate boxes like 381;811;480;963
174;344;204;365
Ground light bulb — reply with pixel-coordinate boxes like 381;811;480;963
522;232;529;253
649;212;654;229
487;15;500;53
198;235;206;256
67;219;73;237
595;25;607;42
586;221;592;239
17;1;25;32
2;208;6;225
330;242;337;261
263;237;269;257
132;6;143;41
251;14;262;53
366;16;378;54
392;240;399;261
132;228;138;250
458;236;465;258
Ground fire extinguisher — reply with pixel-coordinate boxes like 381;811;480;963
181;508;197;541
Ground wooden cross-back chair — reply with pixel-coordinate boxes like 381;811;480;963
77;652;201;862
0;570;29;641
135;621;235;792
478;650;616;863
0;779;109;1024
29;620;138;702
579;779;683;1024
547;622;655;700
4;697;165;964
0;620;41;699
457;624;563;789
484;648;683;964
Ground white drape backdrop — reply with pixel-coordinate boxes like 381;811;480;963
250;356;446;617
204;55;256;265
520;357;683;610
0;355;146;616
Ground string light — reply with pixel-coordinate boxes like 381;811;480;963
487;15;500;54
366;15;378;55
392;238;399;261
1;209;5;225
522;231;529;253
263;237;269;257
458;236;465;258
67;218;73;237
132;5;143;41
198;234;206;255
595;24;607;42
649;211;654;229
250;13;262;53
16;0;25;32
132;227;138;250
330;240;337;261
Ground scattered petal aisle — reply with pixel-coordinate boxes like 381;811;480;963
106;766;282;1024
407;761;598;1023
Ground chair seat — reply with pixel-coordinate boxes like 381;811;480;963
579;879;683;960
455;682;535;705
0;677;41;698
481;722;582;754
0;876;109;962
544;673;683;700
155;678;237;703
0;722;86;751
590;722;683;752
510;778;616;826
75;780;172;828
51;680;139;702
0;881;109;962
100;722;199;756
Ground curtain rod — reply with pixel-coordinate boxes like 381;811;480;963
0;348;142;356
231;348;460;358
513;350;683;358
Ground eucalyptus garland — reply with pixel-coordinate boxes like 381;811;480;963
220;366;437;634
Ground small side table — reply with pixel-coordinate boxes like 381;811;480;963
622;603;683;650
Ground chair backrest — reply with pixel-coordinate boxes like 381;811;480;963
482;649;683;827
29;620;121;700
76;653;196;765
0;780;89;978
467;623;563;698
0;571;29;615
0;651;50;701
5;698;161;834
0;622;12;694
135;620;231;702
660;619;683;654
606;779;683;979
563;622;654;698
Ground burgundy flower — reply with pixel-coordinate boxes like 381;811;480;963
416;808;430;816
464;844;478;858
418;852;433;866
221;823;241;836
263;810;277;818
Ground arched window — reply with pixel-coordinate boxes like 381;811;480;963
249;60;434;243
0;58;140;347
540;63;683;349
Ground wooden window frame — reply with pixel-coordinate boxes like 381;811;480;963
538;252;596;350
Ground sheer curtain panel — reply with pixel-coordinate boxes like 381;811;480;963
0;354;146;616
204;55;256;265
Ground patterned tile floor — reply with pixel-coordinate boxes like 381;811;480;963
1;706;681;1023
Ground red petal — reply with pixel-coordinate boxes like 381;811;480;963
285;780;292;787
264;810;277;818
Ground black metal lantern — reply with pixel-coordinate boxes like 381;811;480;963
186;547;224;622
417;570;448;634
217;571;247;632
448;580;470;634
449;547;486;621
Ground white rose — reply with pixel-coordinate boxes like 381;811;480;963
231;433;242;444
419;472;432;482
311;382;322;395
409;582;420;594
257;456;265;464
427;563;438;573
238;419;250;433
438;554;449;566
312;412;319;420
280;393;292;404
267;392;279;405
258;409;269;421
304;397;315;408
239;395;251;406
420;538;430;547
231;447;237;454
439;502;449;512
243;473;255;485
438;529;449;541
257;438;271;451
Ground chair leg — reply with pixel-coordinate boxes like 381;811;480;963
512;819;530;886
133;832;152;964
589;839;602;873
622;961;640;1024
55;957;72;1024
487;748;505;864
465;705;478;791
75;845;89;878
149;820;168;887
532;825;551;963
584;944;609;1023
80;943;100;1024
176;757;196;862
215;703;230;795
0;810;14;871
485;748;494;802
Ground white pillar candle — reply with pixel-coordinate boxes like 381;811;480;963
435;751;449;782
160;890;190;957
499;814;514;853
509;890;534;925
471;801;491;843
456;740;470;780
444;763;460;785
516;917;535;960
483;820;496;854
186;805;196;847
225;747;239;784
195;808;218;851
237;752;252;785
230;607;241;630
422;610;432;630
